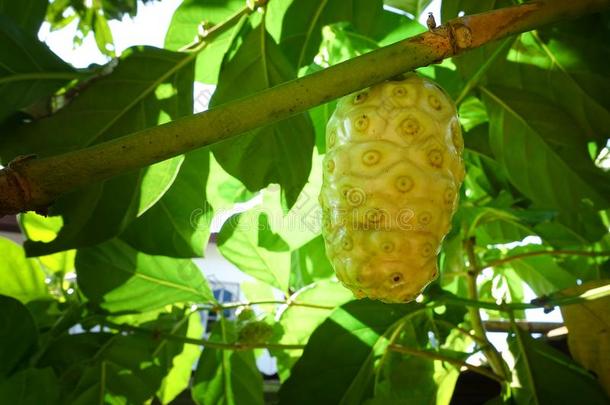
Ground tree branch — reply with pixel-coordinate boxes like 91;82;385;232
1;0;609;215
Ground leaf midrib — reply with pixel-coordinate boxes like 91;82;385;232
480;86;603;202
86;51;197;146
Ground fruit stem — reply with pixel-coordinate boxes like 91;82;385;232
2;0;609;215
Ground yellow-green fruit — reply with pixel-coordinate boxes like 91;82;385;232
319;74;465;303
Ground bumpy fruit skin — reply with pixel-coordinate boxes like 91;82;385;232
319;74;465;303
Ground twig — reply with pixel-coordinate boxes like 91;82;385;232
389;344;505;383
483;249;610;270
2;0;609;215
464;238;508;379
101;320;305;351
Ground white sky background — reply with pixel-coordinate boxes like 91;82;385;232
36;0;564;360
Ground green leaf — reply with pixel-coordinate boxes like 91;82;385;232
0;295;38;379
290;235;335;290
482;85;610;213
384;0;433;18
0;14;75;124
275;0;386;69
0;237;49;303
508;326;608;405
68;334;179;404
0;0;47;33
192;319;264;405
1;46;196;256
279;299;418;404
20;213;76;273
165;0;247;84
508;252;577;296
92;9;115;57
489;30;610;145
157;312;204;404
120;147;213;258
258;213;290;252
0;367;60;404
217;211;291;292
273;280;353;380
206;153;255;210
211;23;314;208
76;239;214;312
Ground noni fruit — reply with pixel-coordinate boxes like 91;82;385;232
319;74;464;303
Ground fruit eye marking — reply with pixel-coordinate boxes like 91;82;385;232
328;130;337;147
346;188;366;206
421;243;434;257
341;236;353;251
444;187;455;204
381;241;395;253
354;114;369;131
395;176;414;192
325;159;335;173
451;121;463;152
390;272;404;284
418;211;432;225
427;149;443;168
362;150;381;166
354;92;368;104
365;208;385;224
393;86;408;97
428;94;442;110
399;117;421;137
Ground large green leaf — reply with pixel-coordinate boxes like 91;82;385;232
384;0;433;18
20;213;76;273
370;319;467;405
0;14;75;124
508;326;608;404
164;0;247;84
157;312;204;404
38;311;194;404
0;237;49;303
273;280;353;380
278;300;418;404
0;295;38;379
290;236;335;290
217;211;291;292
76;239;214;312
273;0;387;69
507;251;577;296
1;46;196;256
211;23;315;208
192;319;264;405
120;147;213;258
482;85;610;213
0;0;47;33
0;367;60;404
68;334;177;404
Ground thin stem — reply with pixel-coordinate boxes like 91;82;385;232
101;320;305;351
483;249;610;270
216;300;336;311
464;238;507;380
3;0;609;215
388;344;505;383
